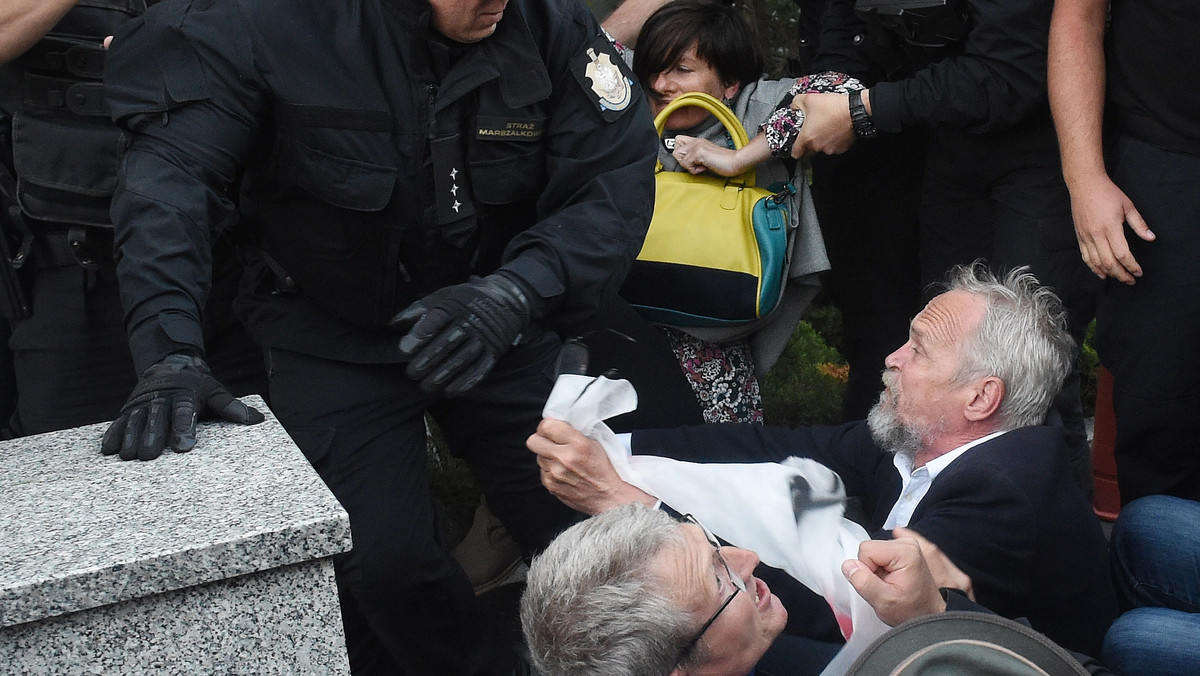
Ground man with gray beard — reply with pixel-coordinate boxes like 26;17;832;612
528;264;1117;657
865;370;928;464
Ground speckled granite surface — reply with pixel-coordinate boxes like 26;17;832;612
2;559;348;675
0;395;352;627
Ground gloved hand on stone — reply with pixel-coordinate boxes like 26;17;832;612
100;353;264;461
391;273;533;397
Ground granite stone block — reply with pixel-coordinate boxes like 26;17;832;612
0;396;352;672
2;559;346;675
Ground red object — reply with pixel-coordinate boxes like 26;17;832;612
1092;366;1122;521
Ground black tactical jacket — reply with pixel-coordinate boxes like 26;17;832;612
105;0;656;369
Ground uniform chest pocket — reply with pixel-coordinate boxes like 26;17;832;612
468;117;547;205
271;105;401;212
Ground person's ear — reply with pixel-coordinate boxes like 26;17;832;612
668;667;688;676
964;376;1004;422
722;80;742;101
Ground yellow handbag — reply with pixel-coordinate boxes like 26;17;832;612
621;92;793;327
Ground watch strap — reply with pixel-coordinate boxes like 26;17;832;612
848;88;878;139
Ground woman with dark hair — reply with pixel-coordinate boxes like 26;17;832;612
617;0;832;423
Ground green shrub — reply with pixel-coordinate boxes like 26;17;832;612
1079;320;1098;418
801;301;845;357
760;319;847;427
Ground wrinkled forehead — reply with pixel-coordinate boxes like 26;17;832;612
912;290;986;351
649;524;716;615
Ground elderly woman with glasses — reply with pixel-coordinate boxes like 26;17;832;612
520;504;788;676
520;504;964;676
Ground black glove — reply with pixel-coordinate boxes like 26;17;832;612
100;353;265;461
391;274;532;396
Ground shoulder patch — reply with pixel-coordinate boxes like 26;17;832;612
570;34;639;122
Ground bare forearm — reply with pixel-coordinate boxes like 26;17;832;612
735;135;772;173
1048;0;1109;187
0;0;78;64
600;0;673;47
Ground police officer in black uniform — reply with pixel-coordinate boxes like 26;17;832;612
0;0;264;438
101;0;656;673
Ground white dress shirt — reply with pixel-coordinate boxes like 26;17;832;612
882;430;1007;530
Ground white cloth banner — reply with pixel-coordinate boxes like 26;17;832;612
543;374;890;674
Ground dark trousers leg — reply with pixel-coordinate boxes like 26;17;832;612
266;332;577;676
810;132;925;421
429;330;582;553
1098;135;1200;503
0;320;15;426
918;126;1096;315
267;349;484;675
7;264;136;436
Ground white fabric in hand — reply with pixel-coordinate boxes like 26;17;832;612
542;373;889;670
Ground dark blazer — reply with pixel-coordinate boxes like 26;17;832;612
632;421;1118;657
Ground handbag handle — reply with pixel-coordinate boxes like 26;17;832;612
653;91;756;186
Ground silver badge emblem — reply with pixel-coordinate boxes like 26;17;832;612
584;48;632;112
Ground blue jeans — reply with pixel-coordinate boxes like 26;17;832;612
1103;495;1200;675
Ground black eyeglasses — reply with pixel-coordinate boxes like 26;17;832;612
674;514;747;666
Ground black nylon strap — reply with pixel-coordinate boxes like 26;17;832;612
22;38;107;80
23;74;108;116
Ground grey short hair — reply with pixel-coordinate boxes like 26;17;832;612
942;263;1075;430
520;504;703;676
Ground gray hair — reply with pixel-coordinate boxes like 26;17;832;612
941;263;1075;430
520;504;704;676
